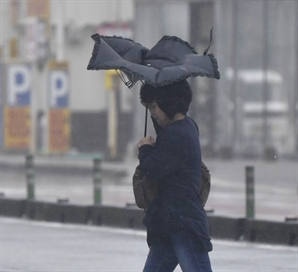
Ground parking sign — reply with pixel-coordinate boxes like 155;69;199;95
47;61;70;153
7;63;32;106
4;62;32;151
49;69;69;108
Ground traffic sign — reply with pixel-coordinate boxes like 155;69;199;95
7;63;32;106
49;70;69;108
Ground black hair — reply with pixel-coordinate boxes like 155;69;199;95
140;80;193;119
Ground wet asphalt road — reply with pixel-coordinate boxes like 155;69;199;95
1;217;297;272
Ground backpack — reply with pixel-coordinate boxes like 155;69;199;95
132;161;211;210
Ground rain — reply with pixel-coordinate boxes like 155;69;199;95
0;0;297;271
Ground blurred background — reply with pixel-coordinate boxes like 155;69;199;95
0;0;297;161
0;4;297;269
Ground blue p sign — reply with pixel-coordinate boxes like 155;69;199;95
49;70;69;108
7;64;32;106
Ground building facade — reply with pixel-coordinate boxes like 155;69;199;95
1;0;297;159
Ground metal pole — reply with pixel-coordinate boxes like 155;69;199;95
295;0;298;198
107;75;119;159
262;0;269;157
26;154;35;200
295;0;298;161
93;156;102;205
231;0;239;154
245;166;255;219
56;1;65;62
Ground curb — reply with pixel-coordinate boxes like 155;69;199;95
1;198;297;246
208;216;246;241
244;219;298;246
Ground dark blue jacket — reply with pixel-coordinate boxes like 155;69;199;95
138;117;212;252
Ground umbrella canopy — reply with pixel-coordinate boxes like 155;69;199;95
87;31;220;88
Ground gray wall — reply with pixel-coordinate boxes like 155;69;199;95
215;0;297;157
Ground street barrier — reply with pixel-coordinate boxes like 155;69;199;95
244;219;298;246
208;216;245;241
245;166;255;219
91;205;144;229
0;198;26;217
93;156;102;205
1;156;297;246
26;154;35;201
0;197;297;246
25;201;92;224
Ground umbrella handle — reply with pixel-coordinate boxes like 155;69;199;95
203;28;213;55
144;104;148;137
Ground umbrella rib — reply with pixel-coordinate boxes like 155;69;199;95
203;28;213;56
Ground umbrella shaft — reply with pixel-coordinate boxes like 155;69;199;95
144;104;148;137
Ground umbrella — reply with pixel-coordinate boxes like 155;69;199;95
87;29;220;88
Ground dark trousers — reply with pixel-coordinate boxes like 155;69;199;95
143;230;213;272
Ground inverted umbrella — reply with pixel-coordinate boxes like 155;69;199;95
87;29;220;88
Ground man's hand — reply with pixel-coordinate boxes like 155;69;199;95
137;136;155;149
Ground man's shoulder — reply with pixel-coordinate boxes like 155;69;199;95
159;118;194;140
